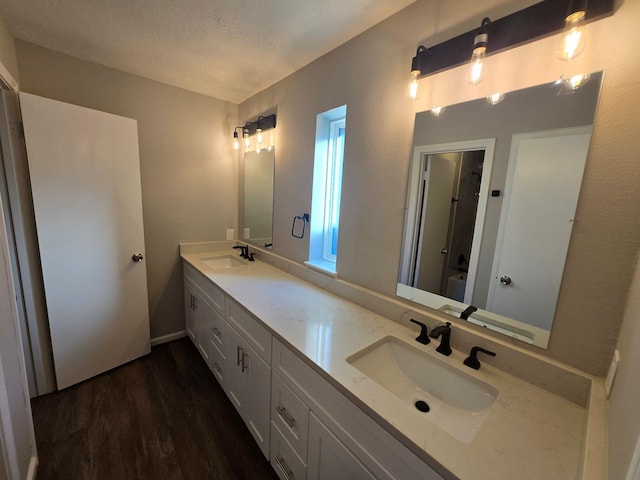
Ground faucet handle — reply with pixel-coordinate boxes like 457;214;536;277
463;346;496;370
409;319;430;345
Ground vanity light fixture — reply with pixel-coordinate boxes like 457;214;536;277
233;128;240;150
557;0;588;61
486;93;505;105
232;114;277;151
467;18;491;85
409;46;428;100
408;0;613;87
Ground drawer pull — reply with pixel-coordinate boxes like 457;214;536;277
237;345;242;366
241;351;249;373
212;361;222;374
212;327;221;337
276;405;296;428
274;455;294;480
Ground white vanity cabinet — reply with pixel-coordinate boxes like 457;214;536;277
271;339;445;480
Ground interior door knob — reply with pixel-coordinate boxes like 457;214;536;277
500;275;512;286
132;253;144;262
441;249;449;254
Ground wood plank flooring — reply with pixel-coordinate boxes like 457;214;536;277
31;338;279;480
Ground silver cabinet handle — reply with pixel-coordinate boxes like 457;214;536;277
241;350;248;373
132;253;144;262
500;275;513;286
274;456;294;480
275;405;296;428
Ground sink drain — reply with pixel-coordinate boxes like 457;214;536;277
415;400;430;413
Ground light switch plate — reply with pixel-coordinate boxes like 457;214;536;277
605;349;620;398
226;228;234;240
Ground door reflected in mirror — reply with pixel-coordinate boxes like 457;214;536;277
398;72;603;348
243;148;274;248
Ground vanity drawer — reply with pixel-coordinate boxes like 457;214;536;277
272;372;310;461
271;422;307;480
226;299;271;364
208;335;226;388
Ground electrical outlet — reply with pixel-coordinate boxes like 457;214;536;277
226;228;234;241
605;349;620;398
244;228;250;238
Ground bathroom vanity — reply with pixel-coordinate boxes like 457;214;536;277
181;244;606;480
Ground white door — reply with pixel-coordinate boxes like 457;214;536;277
486;127;592;330
19;92;150;389
414;155;457;292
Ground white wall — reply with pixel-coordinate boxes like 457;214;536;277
239;0;640;377
15;41;239;340
608;251;640;480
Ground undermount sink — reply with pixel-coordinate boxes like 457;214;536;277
347;336;499;443
202;255;246;269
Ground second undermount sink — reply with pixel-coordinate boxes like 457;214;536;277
347;336;499;443
202;255;246;269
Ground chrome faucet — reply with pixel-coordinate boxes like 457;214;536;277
429;322;452;356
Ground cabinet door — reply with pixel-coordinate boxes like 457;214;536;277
195;291;212;362
227;326;250;419
307;412;376;480
248;348;271;458
184;280;197;343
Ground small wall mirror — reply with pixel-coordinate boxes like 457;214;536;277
243;148;274;248
398;72;603;348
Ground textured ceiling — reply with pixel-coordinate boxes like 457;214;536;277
0;0;416;103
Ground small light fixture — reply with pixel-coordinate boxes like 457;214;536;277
243;128;250;148
430;105;445;116
233;128;240;150
557;0;587;61
467;18;491;85
486;93;504;105
409;46;427;100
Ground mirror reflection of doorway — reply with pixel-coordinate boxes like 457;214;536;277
412;150;485;301
399;138;495;307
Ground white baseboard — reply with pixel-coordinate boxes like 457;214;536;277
150;330;187;347
27;454;37;480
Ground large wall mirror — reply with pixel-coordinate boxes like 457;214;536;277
243;148;274;247
398;72;603;348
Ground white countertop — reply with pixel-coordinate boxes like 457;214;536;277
181;249;591;480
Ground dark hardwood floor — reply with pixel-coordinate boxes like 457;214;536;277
31;338;279;480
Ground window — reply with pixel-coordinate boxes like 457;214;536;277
307;105;346;274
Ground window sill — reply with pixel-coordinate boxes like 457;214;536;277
304;260;337;277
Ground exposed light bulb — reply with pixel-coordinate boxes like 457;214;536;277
256;128;263;144
557;11;586;61
467;34;488;85
486;93;504;105
430;105;445;116
409;69;420;100
233;130;239;150
243;129;250;148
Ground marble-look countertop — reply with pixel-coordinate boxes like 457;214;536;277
181;249;590;480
